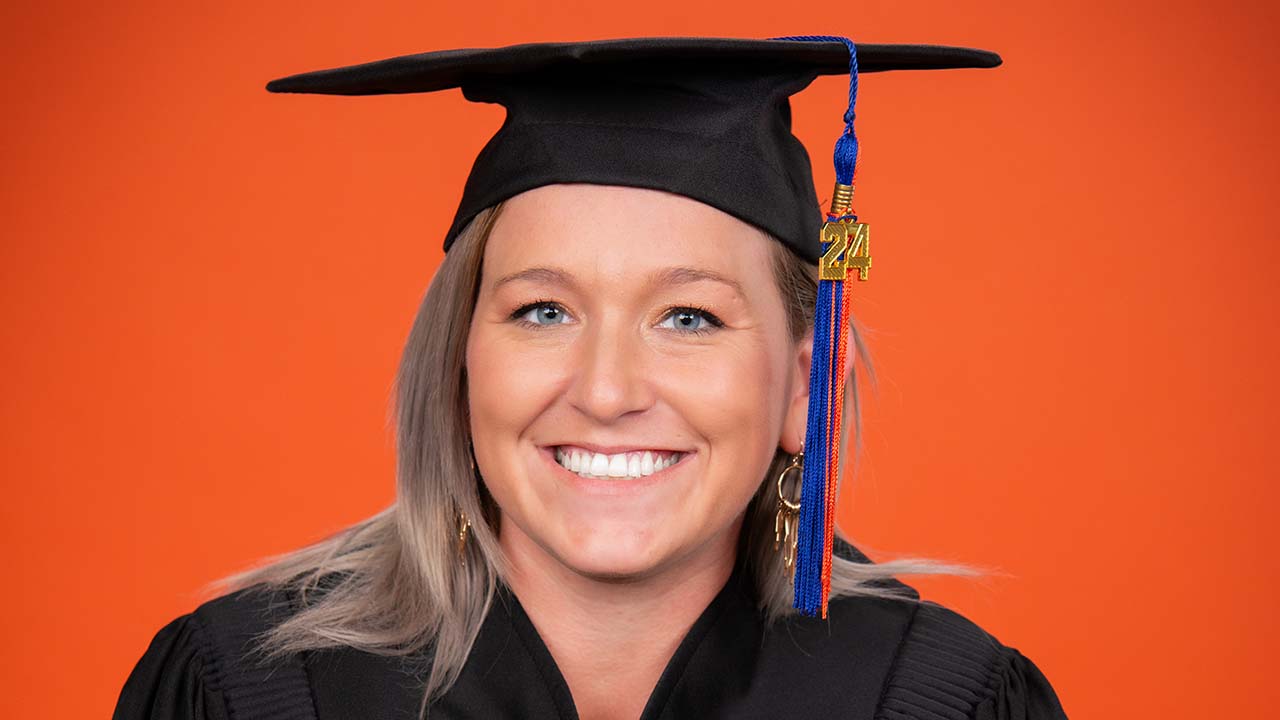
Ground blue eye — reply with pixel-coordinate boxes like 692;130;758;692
659;307;724;334
513;301;572;327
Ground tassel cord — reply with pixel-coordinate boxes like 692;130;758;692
770;34;862;618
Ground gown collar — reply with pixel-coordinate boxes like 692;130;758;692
477;559;759;720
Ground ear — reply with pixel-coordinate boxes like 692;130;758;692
780;326;855;455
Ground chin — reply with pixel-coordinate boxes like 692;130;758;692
551;520;675;581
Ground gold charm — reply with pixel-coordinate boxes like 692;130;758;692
819;220;871;281
820;182;872;282
774;452;803;571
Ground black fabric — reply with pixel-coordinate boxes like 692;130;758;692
114;544;1067;719
113;614;230;720
113;586;318;720
874;602;1068;720
192;588;319;720
265;38;1001;263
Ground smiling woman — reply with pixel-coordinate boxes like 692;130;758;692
469;186;799;594
113;37;1067;720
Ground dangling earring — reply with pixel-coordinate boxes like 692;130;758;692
774;449;804;572
456;447;477;563
457;510;471;562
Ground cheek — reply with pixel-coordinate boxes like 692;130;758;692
675;338;790;498
689;337;787;429
466;328;565;442
466;330;524;528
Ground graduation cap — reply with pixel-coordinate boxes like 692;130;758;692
267;36;1001;618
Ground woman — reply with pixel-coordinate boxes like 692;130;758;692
115;37;1068;719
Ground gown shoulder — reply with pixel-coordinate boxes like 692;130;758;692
113;586;314;720
113;609;230;720
869;598;1068;720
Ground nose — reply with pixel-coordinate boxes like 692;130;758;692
564;315;656;423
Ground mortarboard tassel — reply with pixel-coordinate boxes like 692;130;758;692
771;35;871;618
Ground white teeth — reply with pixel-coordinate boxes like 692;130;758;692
553;447;684;479
590;453;609;476
607;454;628;477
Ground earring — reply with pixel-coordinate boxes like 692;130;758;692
456;447;477;563
774;450;804;572
457;510;471;562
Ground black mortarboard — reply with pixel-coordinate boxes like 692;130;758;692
266;36;1001;617
266;37;999;263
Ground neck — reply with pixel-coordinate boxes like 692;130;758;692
500;522;741;720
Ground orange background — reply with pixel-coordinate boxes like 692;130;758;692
2;1;1277;717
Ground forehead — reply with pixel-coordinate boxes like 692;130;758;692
483;184;776;288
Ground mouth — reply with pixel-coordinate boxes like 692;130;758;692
550;445;686;481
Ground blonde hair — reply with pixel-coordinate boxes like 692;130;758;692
224;199;961;716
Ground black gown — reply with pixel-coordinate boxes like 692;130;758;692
113;543;1068;719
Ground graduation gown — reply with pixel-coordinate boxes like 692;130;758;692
114;544;1068;719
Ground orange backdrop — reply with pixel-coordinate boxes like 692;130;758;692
2;1;1277;717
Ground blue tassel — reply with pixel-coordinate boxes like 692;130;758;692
770;34;861;617
794;274;832;615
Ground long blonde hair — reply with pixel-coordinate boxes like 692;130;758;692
225;199;959;715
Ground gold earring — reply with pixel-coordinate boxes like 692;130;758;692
457;447;476;563
457;510;471;562
774;450;803;572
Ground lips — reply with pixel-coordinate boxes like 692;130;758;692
553;445;684;480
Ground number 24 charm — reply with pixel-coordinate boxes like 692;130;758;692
819;220;871;282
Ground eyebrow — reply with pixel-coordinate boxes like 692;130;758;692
493;265;745;298
493;266;580;292
647;266;745;299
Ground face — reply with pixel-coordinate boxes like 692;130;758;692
466;184;811;582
